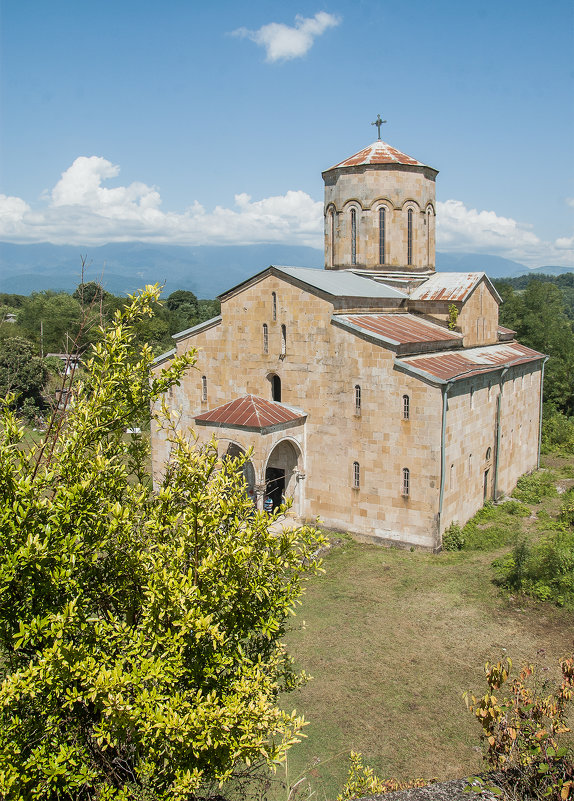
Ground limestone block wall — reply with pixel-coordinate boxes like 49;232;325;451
407;280;499;348
458;282;499;347
151;273;443;548
440;364;542;533
324;165;436;271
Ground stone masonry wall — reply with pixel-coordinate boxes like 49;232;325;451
324;166;436;272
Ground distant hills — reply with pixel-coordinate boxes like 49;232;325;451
0;241;572;298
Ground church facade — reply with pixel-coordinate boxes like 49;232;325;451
151;136;545;550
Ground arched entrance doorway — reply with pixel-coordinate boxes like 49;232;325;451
264;440;300;511
224;443;256;499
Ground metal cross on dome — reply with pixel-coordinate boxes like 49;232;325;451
371;114;387;139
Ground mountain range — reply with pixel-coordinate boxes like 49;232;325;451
0;241;571;298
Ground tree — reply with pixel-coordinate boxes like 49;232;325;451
497;280;574;414
0;336;48;415
0;286;323;800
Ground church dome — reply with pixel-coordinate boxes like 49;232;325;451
324;139;432;171
323;136;438;274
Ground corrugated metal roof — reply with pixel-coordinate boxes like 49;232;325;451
498;326;517;335
324;140;431;170
274;266;408;299
195;395;306;429
397;342;544;383
410;273;483;301
334;313;462;346
409;272;503;303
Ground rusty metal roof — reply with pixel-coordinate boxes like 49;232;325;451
334;313;462;347
325;140;430;170
409;272;502;302
397;342;544;383
195;395;306;430
498;325;517;335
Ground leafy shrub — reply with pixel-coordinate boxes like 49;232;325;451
465;657;574;801
500;499;531;517
442;522;465;551
513;470;558;504
337;752;427;799
0;287;325;800
541;408;574;455
493;527;574;609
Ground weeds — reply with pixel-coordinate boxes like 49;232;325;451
513;470;558;504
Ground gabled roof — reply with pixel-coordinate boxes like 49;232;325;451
396;342;545;384
333;313;462;353
219;265;408;302
409;272;502;304
324;140;434;171
195;395;306;432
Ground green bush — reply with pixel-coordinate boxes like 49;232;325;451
442;522;465;551
541;408;574;454
512;470;558;504
500;499;531;517
493;527;574;609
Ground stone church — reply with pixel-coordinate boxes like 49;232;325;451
151;133;545;550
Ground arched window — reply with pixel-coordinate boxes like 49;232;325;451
407;208;413;265
272;292;277;321
353;461;360;489
379;207;386;265
486;447;492;461
351;208;357;265
271;374;281;402
470;388;474;409
281;324;286;355
355;384;361;415
263;323;268;354
201;375;207;402
402;394;410;420
427;207;432;265
402;467;410;496
329;209;335;267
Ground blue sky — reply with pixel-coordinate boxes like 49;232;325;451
1;0;573;267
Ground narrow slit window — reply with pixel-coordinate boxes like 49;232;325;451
271;374;281;402
427;208;431;265
281;324;286;355
330;209;335;267
402;467;410;497
353;461;360;489
402;394;410;420
407;208;413;265
201;375;207;402
379;207;386;265
486;447;492;461
351;208;357;265
355;384;361;414
272;292;277;321
263;323;268;354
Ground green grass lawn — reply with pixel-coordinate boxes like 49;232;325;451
277;459;574;801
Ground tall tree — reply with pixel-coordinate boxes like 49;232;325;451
0;286;323;800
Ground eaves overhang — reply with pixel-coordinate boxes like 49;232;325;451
172;315;222;342
153;348;176;366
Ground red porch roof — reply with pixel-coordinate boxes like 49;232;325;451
195;395;306;430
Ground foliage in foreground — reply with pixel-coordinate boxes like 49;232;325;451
336;752;427;799
0;287;323;800
465;657;574;800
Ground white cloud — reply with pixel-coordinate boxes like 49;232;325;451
436;199;573;267
0;156;572;269
0;156;323;247
232;12;340;62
